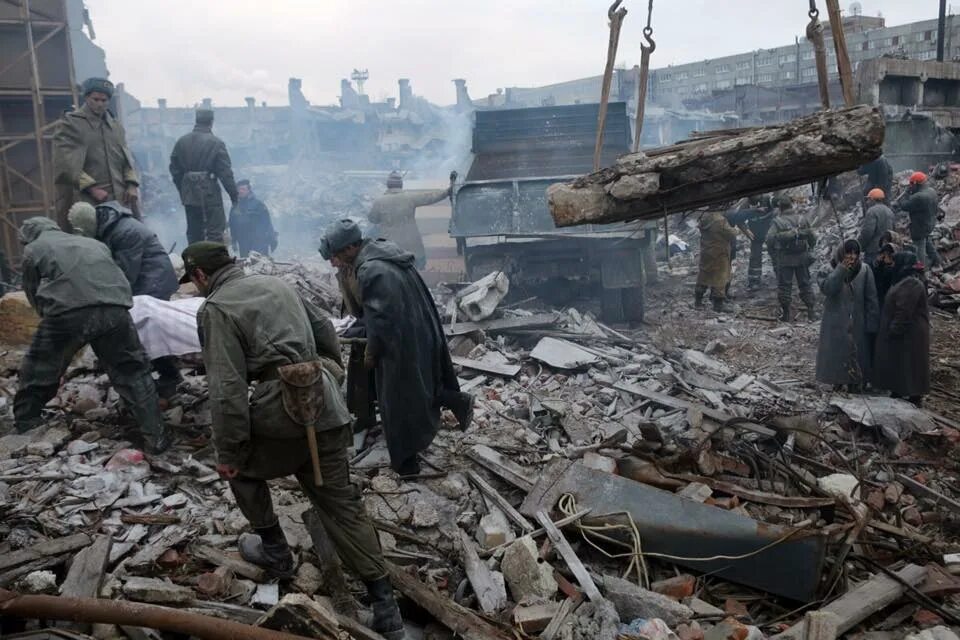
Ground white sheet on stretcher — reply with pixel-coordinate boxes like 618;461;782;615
129;295;204;360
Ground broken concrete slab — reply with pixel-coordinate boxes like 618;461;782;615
830;395;935;445
601;574;693;626
514;601;561;634
501;536;558;602
530;337;601;370
121;577;194;605
476;509;514;550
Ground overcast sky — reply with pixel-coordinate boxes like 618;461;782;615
86;0;940;109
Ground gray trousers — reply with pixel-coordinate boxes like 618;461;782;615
185;202;226;244
912;235;939;269
14;306;162;440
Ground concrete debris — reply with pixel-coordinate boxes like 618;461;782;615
121;577;194;605
456;271;510;322
602;574;694;627
501;535;559;601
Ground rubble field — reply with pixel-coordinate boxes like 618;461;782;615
1;169;960;640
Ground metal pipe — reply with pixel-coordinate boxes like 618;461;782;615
0;589;318;640
938;0;947;62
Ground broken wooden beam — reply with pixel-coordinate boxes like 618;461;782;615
0;588;313;640
0;533;92;572
466;469;535;533
535;510;602;603
896;473;960;514
467;444;534;493
58;534;112;601
385;563;513;640
303;509;356;617
458;530;507;615
772;564;927;639
547;105;884;226
188;543;266;583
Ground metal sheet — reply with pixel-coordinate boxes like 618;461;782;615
520;459;827;602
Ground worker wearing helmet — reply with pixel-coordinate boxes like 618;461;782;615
896;172;940;269
858;188;893;266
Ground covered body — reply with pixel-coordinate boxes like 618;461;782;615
355;239;459;468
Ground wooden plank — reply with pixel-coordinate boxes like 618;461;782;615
458;530;507;615
0;554;71;588
772;564;927;639
188;543;266;582
128;526;188;570
385;563;514;640
304;509;355;617
0;533;91;572
897;473;960;514
535;510;602;603
541;598;580;640
467;445;534;493
451;356;520;378
59;534;112;599
444;313;559;337
613;382;776;438
466;470;535;533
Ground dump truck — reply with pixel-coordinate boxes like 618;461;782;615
449;102;648;323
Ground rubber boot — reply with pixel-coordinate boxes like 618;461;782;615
239;522;295;579
365;577;406;640
779;304;791;322
806;304;817;322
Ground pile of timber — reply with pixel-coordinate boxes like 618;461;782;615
547;105;884;226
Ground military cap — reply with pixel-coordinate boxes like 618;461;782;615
386;170;403;189
82;77;114;98
319;219;362;259
180;241;234;283
195;108;214;124
237;179;251;187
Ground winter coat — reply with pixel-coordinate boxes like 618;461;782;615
872;275;930;397
52;104;138;214
900;185;939;239
767;210;817;268
169;125;238;208
198;265;348;471
229;193;276;256
815;259;880;387
19;217;132;318
94;202;178;300
857;156;893;199
367;188;448;266
355;239;459;466
872;260;896;312
858;203;894;260
696;212;738;289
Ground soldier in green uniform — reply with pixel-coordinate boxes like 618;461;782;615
766;195;817;322
169;110;238;244
181;242;405;640
52;78;140;222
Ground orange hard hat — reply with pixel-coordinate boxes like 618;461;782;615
867;188;885;200
909;171;928;184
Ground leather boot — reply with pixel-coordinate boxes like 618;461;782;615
806;305;817;322
395;456;421;477
365;576;406;640
694;286;706;309
239;522;295;579
447;391;474;431
712;298;733;313
779;305;791;322
145;424;173;455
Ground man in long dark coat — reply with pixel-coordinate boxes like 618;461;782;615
229;179;277;257
872;253;929;406
320;219;473;475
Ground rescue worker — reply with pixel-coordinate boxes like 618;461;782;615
694;211;737;312
14;218;169;453
766;195;817;322
896;172;940;269
169;109;238;244
67;201;182;401
319;219;473;476
52;78;140;221
229;179;277;257
858;188;894;266
815;240;879;392
181;241;406;640
367;171;452;269
872;253;929;407
857;155;893;203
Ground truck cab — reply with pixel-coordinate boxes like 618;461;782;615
449;102;648;323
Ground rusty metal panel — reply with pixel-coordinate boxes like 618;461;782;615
520;459;827;602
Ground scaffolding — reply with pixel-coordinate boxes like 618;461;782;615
0;0;78;265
